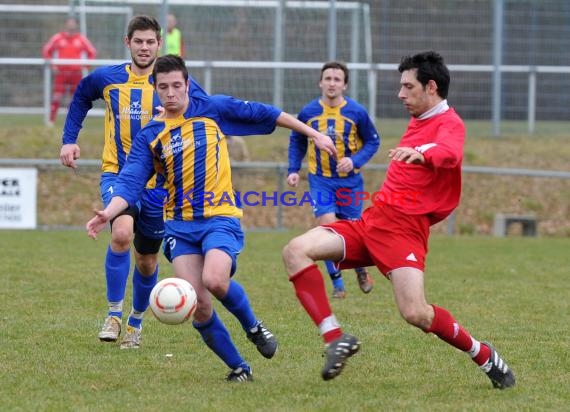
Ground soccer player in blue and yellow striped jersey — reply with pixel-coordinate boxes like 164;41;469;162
287;61;380;299
86;54;337;381
60;16;206;349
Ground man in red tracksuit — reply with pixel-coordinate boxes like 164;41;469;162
43;16;97;125
282;51;516;389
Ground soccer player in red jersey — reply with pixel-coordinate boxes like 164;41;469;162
282;51;516;388
42;16;96;125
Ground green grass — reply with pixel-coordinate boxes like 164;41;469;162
1;231;568;411
2;115;570;167
2;114;570;235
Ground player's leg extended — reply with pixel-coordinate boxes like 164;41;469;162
202;219;277;359
283;225;362;380
174;253;252;382
390;267;515;389
283;226;345;341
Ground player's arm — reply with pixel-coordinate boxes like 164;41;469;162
348;111;381;169
86;196;129;239
276;112;336;158
86;128;155;239
391;120;465;167
81;36;97;59
286;109;309;188
287;129;307;188
388;147;425;164
421;120;465;168
213;96;336;157
42;34;58;58
60;70;103;168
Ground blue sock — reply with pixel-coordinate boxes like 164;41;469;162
220;280;258;331
325;260;344;290
105;246;131;318
128;265;158;329
193;310;248;370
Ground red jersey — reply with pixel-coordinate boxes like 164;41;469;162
42;32;96;71
379;108;465;225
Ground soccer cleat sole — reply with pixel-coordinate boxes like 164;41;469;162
321;334;361;381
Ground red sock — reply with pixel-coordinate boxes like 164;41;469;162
290;264;342;343
473;342;491;366
426;305;490;365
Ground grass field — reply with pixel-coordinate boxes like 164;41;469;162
1;230;568;411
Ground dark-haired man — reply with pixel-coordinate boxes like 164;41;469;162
282;51;516;389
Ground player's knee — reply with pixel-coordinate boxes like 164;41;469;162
202;275;229;299
399;305;431;329
111;227;133;249
282;236;308;264
135;254;157;275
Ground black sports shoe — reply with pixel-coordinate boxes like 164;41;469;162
482;342;516;389
226;366;253;383
247;321;278;359
321;333;361;381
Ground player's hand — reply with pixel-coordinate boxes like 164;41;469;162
312;133;337;158
154;105;166;119
336;157;354;173
86;210;110;239
287;173;300;187
388;147;425;164
60;144;81;169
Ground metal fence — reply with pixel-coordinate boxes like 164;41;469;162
1;158;569;234
2;0;570;135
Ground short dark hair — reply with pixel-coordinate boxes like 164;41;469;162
127;15;161;41
152;54;188;84
321;61;349;84
398;51;450;99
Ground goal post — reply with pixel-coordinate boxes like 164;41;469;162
84;0;373;110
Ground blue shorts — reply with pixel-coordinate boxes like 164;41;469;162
162;216;244;276
308;173;365;220
100;173;166;241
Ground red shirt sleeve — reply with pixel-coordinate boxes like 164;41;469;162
420;120;465;169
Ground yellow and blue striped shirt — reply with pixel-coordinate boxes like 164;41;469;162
113;94;281;221
62;63;207;176
288;97;380;178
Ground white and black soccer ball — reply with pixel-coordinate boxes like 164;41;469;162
149;277;197;325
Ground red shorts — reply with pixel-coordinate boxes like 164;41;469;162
322;204;430;277
53;70;83;95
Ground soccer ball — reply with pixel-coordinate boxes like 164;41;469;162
149;277;197;325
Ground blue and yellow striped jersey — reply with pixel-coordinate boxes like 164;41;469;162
113;94;281;221
288;97;380;178
62;63;207;175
